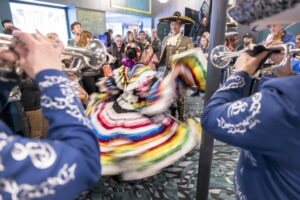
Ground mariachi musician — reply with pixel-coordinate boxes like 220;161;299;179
202;1;300;199
158;11;195;121
0;31;100;199
264;24;296;47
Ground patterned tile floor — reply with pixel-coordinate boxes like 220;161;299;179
77;94;239;200
185;94;239;200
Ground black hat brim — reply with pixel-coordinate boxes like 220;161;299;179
159;16;195;24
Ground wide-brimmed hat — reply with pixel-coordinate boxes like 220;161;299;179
228;0;300;31
159;11;195;24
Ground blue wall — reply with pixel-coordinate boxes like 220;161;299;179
0;0;13;28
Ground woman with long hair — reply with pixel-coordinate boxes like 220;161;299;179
199;36;209;59
124;30;135;46
76;31;103;95
77;31;93;48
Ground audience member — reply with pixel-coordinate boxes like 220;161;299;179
199;36;209;58
138;30;150;51
150;29;161;59
192;15;210;44
104;31;113;47
77;31;103;94
124;30;135;46
264;24;296;46
107;34;125;69
140;44;159;70
68;22;83;47
133;29;139;41
236;32;256;51
1;19;19;35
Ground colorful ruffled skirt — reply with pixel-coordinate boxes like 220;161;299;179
88;98;201;180
87;47;206;180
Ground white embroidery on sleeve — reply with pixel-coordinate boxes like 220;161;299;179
0;164;76;200
228;100;248;117
217;93;262;134
217;75;245;92
39;75;92;128
0;132;13;171
11;142;57;169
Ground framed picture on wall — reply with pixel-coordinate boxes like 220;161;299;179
185;7;199;37
199;1;209;19
106;23;123;36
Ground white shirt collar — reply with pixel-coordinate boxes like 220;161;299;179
167;32;182;46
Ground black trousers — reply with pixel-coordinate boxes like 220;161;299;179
81;74;103;95
0;101;29;136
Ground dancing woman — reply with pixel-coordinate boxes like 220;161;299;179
87;43;207;180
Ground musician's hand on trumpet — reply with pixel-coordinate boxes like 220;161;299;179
268;53;294;77
265;41;294;77
234;51;269;76
11;31;63;78
210;42;300;77
1;31;110;78
0;47;18;63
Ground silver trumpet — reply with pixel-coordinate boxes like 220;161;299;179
210;43;300;72
0;33;112;80
63;39;112;72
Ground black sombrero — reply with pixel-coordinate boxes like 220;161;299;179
228;0;300;31
159;11;195;24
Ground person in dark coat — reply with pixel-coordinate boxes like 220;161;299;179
107;34;125;70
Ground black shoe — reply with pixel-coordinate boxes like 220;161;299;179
191;88;201;97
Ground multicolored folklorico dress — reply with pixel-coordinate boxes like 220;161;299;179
87;48;207;180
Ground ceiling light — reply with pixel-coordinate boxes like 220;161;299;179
158;0;169;3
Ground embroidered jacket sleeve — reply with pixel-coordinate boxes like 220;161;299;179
201;71;299;162
0;70;100;200
291;58;300;74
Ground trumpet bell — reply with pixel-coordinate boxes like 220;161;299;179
64;39;108;71
85;39;107;69
210;45;231;69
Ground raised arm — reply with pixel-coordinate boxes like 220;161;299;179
201;51;299;161
0;31;100;200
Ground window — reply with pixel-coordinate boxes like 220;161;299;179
106;23;123;36
10;2;69;44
